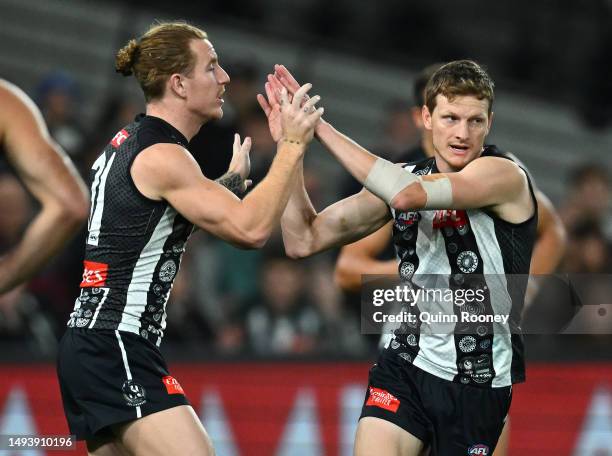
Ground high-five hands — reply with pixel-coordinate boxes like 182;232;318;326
257;70;323;145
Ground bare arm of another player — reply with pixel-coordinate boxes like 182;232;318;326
0;81;89;294
334;221;396;292
280;165;391;258
132;85;323;249
531;190;567;274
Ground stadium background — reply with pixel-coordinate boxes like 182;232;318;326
0;0;611;454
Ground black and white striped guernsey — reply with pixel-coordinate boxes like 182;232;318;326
387;145;537;388
67;115;194;346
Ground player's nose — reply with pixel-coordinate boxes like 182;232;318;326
217;65;230;85
454;120;470;140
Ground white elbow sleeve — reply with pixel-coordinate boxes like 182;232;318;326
364;158;419;204
421;177;453;209
364;158;454;208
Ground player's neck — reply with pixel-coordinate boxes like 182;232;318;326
145;102;202;142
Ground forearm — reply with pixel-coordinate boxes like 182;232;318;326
238;142;305;244
335;256;398;292
316;121;378;184
0;203;83;293
280;160;318;257
215;172;244;196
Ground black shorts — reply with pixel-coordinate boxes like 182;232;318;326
57;328;190;440
360;347;512;456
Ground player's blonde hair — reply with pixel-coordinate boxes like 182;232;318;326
115;21;207;101
424;60;495;115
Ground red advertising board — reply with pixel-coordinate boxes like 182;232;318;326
0;363;610;455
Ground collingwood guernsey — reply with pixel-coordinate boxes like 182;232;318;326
67;115;194;346
387;145;537;388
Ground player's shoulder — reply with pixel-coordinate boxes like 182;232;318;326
0;80;37;122
481;144;533;180
0;79;22;100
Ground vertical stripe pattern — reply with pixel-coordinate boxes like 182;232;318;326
115;330;142;418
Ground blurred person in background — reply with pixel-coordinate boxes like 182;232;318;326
190;60;260;179
0;173;57;354
36;72;87;158
560;163;611;238
56;21;322;456
246;255;320;355
307;260;367;356
0;80;88;295
340;64;438;200
563;219;611;274
334;63;567;456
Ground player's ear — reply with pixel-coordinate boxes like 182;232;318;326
486;111;494;133
411;106;424;129
168;73;187;98
422;105;433;130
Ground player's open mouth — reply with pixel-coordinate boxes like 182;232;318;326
449;144;469;155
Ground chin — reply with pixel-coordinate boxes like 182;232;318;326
201;107;224;123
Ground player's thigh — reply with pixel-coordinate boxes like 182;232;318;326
115;405;214;456
87;435;130;456
492;417;510;456
354;416;426;456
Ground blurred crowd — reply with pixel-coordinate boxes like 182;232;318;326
0;62;611;358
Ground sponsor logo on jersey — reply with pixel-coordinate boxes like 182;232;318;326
433;209;468;230
162;375;185;395
122;380;146;407
468;444;490;455
111;129;130;148
80;261;109;287
365;387;400;412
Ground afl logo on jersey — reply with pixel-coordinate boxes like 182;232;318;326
394;211;419;231
468;444;489;455
122;380;146;407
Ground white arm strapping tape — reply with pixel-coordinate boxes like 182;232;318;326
364;157;453;208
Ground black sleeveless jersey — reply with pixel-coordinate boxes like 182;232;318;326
67;115;194;346
387;145;538;387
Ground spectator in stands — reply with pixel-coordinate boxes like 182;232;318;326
560;163;611;238
36;72;86;158
246;256;320;355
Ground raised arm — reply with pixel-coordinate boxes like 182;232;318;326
132;84;323;249
0;80;89;294
257;70;391;258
